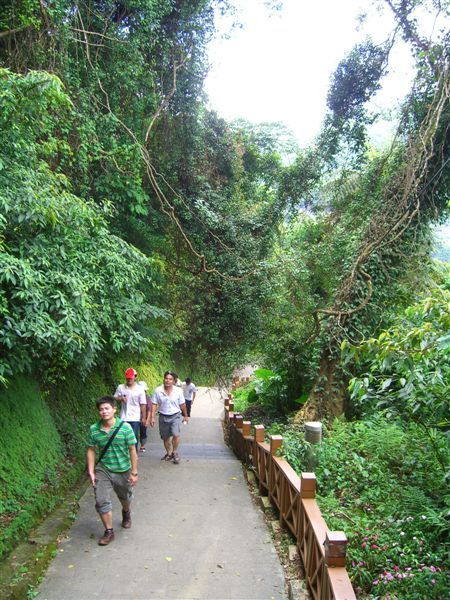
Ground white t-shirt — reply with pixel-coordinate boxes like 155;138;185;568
182;382;197;401
115;383;146;422
152;385;185;415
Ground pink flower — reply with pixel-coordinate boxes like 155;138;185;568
362;542;367;549
431;579;436;585
373;580;379;585
358;561;365;567
394;566;399;571
371;544;378;549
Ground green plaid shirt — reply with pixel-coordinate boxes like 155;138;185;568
87;418;136;473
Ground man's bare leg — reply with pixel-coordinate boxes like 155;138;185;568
163;437;173;458
172;435;181;463
99;511;113;530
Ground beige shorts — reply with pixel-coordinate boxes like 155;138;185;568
94;465;133;514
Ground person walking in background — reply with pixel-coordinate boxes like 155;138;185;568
114;367;147;446
86;396;138;546
182;377;197;423
138;380;151;453
150;371;188;464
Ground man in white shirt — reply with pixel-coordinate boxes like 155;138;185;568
182;377;197;419
150;371;188;464
114;367;147;447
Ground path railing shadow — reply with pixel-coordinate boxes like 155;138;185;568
224;396;356;600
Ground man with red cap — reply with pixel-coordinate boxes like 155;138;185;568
114;368;147;446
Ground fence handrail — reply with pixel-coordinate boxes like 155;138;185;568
224;398;356;600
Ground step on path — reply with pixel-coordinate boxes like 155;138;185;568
37;387;286;599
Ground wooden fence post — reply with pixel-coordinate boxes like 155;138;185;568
300;473;316;498
254;424;265;443
270;435;283;455
242;420;252;465
269;436;283;501
253;425;265;493
324;531;348;567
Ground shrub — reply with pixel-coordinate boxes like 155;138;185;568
314;417;449;598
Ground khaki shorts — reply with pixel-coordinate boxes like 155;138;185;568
159;412;182;440
94;465;133;514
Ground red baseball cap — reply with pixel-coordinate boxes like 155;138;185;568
125;367;137;379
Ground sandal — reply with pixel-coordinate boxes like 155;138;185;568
172;453;180;464
139;447;146;453
161;453;173;461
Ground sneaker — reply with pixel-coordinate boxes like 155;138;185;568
161;453;173;461
98;529;115;546
139;447;146;453
121;510;132;529
172;453;180;464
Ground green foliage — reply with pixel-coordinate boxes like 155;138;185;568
313;417;449;597
266;421;312;473
327;41;387;121
346;289;450;470
164;117;291;374
232;384;258;414
0;377;66;559
252;368;289;414
318;40;389;163
0;69;166;382
233;369;299;416
0;379;61;515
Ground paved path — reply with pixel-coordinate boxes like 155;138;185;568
37;388;286;600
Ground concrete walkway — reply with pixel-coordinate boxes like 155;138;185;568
37;388;286;599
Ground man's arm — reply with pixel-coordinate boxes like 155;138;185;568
149;392;158;427
86;446;96;486
181;401;188;420
114;386;127;404
139;391;147;424
180;388;188;420
150;402;158;426
128;445;138;486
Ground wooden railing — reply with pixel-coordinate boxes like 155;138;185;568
224;396;356;600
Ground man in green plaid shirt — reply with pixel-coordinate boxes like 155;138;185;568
86;396;138;546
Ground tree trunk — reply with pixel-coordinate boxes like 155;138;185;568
294;350;347;423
